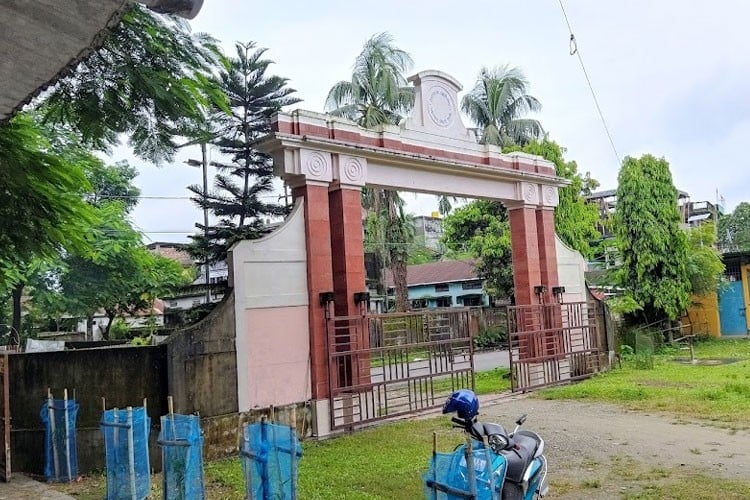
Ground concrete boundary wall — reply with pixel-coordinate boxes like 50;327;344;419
8;346;168;475
166;291;238;417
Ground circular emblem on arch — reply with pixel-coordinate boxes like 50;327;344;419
302;150;331;180
427;86;455;128
544;186;558;206
342;156;366;184
523;183;538;204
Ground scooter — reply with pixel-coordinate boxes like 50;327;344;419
424;389;549;500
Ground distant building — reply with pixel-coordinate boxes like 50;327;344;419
412;214;444;253
146;242;228;317
586;188;693;238
385;260;489;309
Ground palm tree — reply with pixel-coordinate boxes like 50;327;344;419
461;65;543;147
325;33;414;311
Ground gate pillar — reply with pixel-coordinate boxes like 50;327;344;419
328;155;370;388
508;205;542;306
536;207;560;302
292;181;334;400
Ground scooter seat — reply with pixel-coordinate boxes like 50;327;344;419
503;431;541;483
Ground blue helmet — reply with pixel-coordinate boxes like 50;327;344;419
442;389;479;420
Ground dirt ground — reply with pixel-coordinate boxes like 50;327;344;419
480;394;750;498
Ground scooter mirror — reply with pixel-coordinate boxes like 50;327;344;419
515;414;527;426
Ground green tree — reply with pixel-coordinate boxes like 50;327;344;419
718;202;750;252
461;65;543;147
613;154;691;323
505;140;600;258
0;115;93;277
442;201;513;299
59;203;189;339
41;4;226;163
189;41;300;263
0;115;96;334
325;33;415;311
686;222;725;296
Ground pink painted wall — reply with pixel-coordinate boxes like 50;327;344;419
245;306;311;407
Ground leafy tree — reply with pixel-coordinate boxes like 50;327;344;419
189;41;300;263
613;155;691;323
718;202;750;252
59;203;189;339
505;140;600;258
85;160;141;212
461;65;543;147
0;115;93;277
325;33;415;311
41;4;227;163
442;201;513;299
685;222;724;296
0;114;96;335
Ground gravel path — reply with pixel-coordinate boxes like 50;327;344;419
477;394;750;497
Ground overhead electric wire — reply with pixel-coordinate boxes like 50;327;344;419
557;0;622;166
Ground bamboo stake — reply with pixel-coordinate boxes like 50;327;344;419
431;432;438;500
48;388;60;480
143;398;150;484
290;425;297;500
168;396;175;440
127;407;136;500
63;388;72;482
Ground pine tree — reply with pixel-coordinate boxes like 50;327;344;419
189;42;300;263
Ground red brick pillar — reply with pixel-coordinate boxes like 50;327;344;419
537;207;563;357
292;183;334;400
536;208;559;301
328;179;371;389
329;184;367;318
509;205;543;361
509;206;542;306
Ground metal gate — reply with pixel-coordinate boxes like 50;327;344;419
0;354;10;481
326;309;474;431
507;302;604;392
719;280;747;335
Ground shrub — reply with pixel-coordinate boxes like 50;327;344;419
473;325;507;350
110;319;129;339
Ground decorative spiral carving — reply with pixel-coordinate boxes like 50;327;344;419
343;157;365;183
524;183;538;204
544;186;557;205
305;151;328;177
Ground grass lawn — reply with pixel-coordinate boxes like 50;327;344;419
537;338;750;429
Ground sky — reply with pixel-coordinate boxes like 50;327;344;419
124;0;750;243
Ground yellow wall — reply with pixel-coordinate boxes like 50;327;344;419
684;293;721;337
743;264;750;331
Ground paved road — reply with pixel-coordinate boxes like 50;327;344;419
370;349;510;383
473;349;510;371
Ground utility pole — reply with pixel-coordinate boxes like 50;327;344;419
186;143;211;305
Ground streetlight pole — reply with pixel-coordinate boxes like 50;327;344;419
186;144;211;305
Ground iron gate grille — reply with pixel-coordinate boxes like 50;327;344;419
327;309;474;431
507;301;604;392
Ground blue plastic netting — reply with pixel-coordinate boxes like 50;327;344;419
158;414;204;500
100;407;151;500
241;422;302;499
39;399;79;482
423;443;504;500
